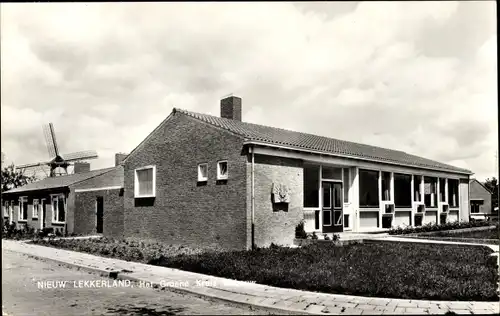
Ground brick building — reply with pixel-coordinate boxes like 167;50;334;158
122;95;473;250
2;164;124;238
2;95;474;249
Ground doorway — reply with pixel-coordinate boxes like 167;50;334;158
96;197;104;234
322;181;343;233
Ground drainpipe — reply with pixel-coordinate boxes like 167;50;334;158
251;145;255;250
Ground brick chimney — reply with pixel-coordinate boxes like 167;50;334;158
220;95;242;121
74;162;90;174
115;153;127;166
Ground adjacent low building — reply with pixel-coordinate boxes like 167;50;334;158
2;164;124;238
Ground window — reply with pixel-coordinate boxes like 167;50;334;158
439;178;446;202
19;197;28;221
197;163;208;182
322;166;342;180
33;199;39;218
381;172;391;201
414;175;422;202
359;169;379;208
217;161;228;180
3;202;8;217
134;165;156;198
52;195;66;223
470;200;483;213
394;173;412;208
304;165;319;208
424;177;437;208
343;168;350;203
448;179;459;208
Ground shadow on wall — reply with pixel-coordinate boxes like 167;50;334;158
134;198;155;207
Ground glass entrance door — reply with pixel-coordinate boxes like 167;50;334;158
322;182;343;233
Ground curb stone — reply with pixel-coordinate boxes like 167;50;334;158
3;240;499;315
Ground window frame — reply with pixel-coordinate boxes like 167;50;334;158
470;199;483;214
19;196;28;222
32;199;39;219
216;160;228;180
51;194;67;224
197;163;208;182
134;165;157;198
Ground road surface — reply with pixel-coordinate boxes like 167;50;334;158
2;250;282;316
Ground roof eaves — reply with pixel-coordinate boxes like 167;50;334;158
68;166;120;189
175;109;247;140
122;111;175;164
244;140;473;175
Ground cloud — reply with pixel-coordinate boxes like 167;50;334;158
0;2;497;181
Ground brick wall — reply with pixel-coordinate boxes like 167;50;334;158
73;189;124;238
250;154;303;247
469;180;492;214
123;112;248;250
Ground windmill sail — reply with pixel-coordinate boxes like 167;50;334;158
43;123;57;158
17;123;98;178
62;150;98;162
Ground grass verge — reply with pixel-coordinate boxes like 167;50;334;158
30;238;498;301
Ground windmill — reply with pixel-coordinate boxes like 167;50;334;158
15;123;98;178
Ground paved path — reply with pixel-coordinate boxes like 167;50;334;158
2;250;276;316
2;239;499;315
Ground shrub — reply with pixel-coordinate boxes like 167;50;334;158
2;222;37;240
388;220;493;235
311;232;318;240
295;220;307;239
323;234;330;241
331;234;340;242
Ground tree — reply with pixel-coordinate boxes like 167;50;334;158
484;177;498;213
1;163;37;193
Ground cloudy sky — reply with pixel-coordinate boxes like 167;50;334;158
1;1;497;180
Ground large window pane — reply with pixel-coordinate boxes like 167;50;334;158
424;177;437;208
343;168;350;203
381;172;391;201
334;185;341;208
58;197;65;222
323;184;331;208
304;165;319;207
414;175;422;202
137;168;153;196
394;173;412;208
439;178;446;202
323;210;332;226
448;179;459;207
359;169;379;207
53;198;58;221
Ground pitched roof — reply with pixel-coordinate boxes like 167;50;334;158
2;167;118;194
470;178;493;194
175;108;472;174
